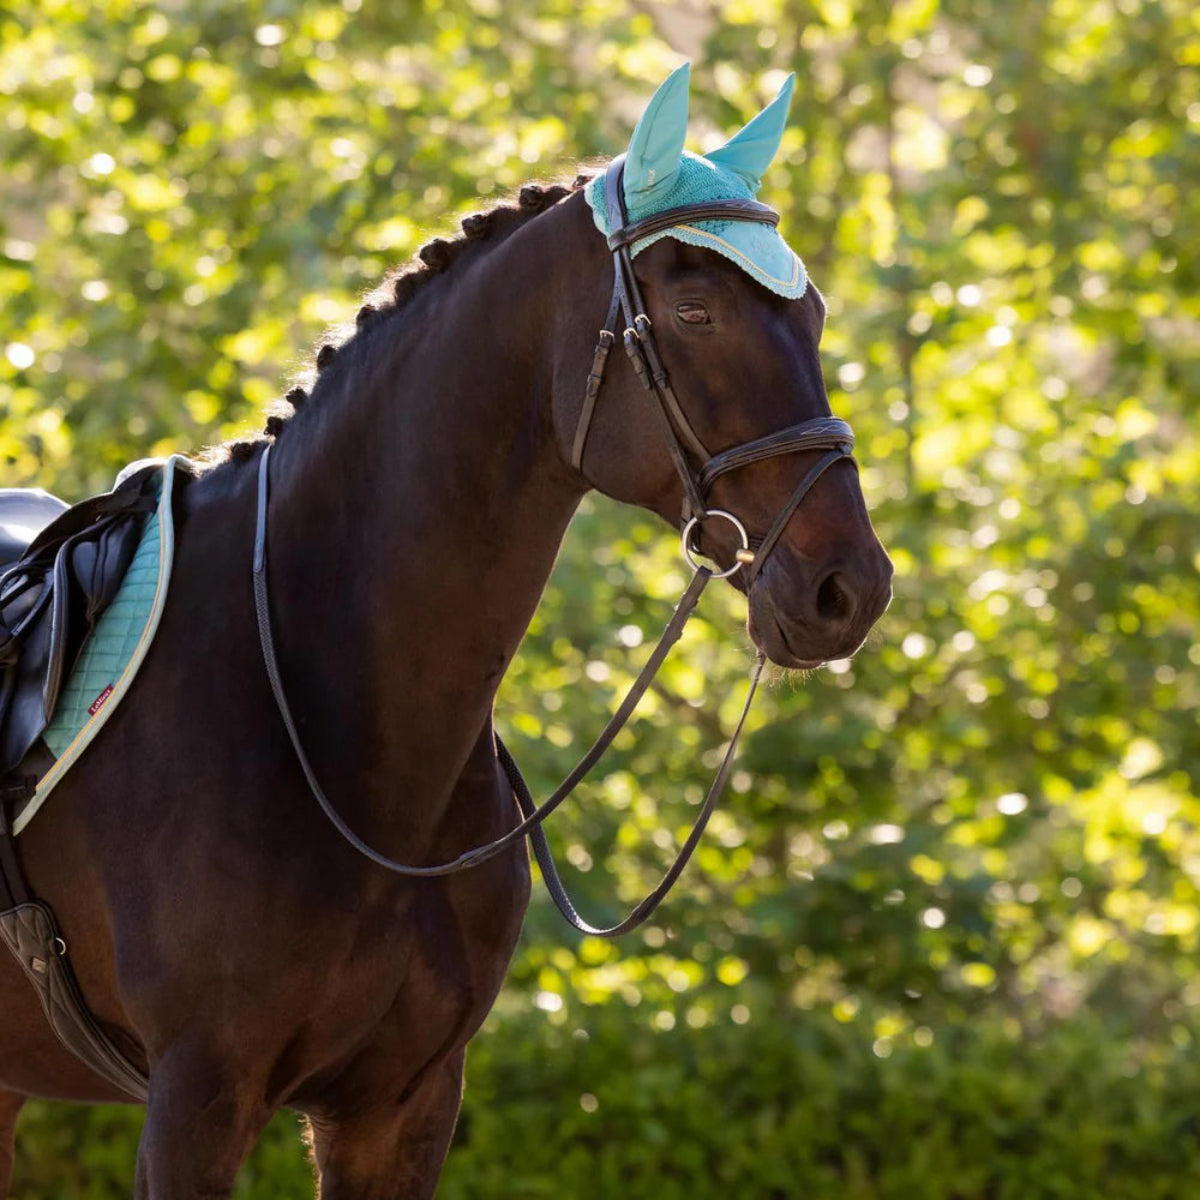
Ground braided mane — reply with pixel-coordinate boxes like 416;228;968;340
215;175;592;465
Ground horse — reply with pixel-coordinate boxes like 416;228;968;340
0;66;891;1197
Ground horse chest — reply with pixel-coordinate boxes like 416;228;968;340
256;868;528;1109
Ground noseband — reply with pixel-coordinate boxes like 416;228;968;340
252;162;860;937
570;155;855;585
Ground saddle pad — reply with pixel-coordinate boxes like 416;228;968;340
13;456;184;836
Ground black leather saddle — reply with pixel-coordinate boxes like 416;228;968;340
0;466;160;780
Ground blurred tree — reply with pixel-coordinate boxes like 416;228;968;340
1;0;1197;1195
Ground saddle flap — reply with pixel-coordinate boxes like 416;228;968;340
0;615;55;772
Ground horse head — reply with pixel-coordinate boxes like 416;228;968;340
553;65;892;669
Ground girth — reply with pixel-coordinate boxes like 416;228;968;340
570;155;855;584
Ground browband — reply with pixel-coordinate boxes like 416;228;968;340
606;199;780;252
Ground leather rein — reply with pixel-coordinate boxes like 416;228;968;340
252;158;856;937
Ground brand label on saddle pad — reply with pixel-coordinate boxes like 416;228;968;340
13;456;184;836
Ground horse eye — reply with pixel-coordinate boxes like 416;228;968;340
675;301;711;325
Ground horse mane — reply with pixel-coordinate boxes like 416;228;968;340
208;173;594;468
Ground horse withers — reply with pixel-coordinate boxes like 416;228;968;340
0;65;890;1198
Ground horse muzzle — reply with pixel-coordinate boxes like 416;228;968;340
746;543;893;669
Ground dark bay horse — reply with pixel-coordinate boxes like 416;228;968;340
0;72;891;1197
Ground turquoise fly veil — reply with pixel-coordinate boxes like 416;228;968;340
586;65;807;300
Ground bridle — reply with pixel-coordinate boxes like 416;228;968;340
570;156;854;586
252;158;857;937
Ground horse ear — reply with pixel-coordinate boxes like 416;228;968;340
704;73;796;192
623;63;691;207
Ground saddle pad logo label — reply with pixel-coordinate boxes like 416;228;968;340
88;684;115;717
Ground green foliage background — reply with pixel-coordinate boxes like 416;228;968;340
2;0;1197;1195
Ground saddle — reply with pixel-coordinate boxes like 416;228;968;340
0;466;159;781
0;467;162;1103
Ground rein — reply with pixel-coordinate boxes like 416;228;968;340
252;159;856;937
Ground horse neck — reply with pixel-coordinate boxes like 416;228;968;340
260;203;590;849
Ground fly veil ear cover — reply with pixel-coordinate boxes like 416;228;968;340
586;64;807;300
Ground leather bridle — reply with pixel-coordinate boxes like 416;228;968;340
252;159;858;937
570;156;855;586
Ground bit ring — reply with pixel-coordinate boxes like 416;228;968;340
681;509;752;579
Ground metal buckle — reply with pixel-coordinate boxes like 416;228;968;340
624;314;652;345
680;510;753;579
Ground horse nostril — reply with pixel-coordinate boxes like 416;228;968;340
815;571;856;625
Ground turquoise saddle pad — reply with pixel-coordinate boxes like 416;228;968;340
14;456;184;836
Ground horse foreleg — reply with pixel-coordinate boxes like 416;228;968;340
134;1044;271;1199
0;1090;25;1197
311;1052;465;1200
